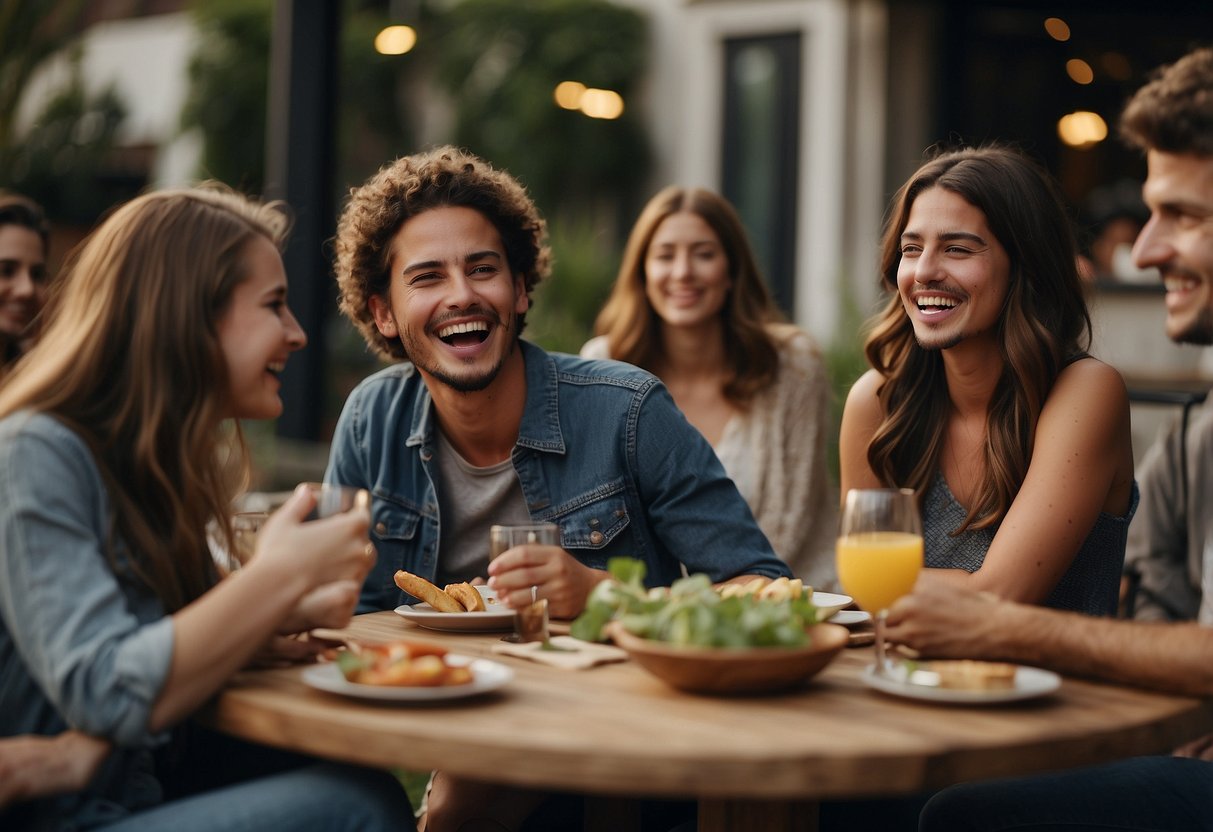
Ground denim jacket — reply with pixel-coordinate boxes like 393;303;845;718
326;341;791;612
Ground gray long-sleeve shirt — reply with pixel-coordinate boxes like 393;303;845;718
1125;397;1213;623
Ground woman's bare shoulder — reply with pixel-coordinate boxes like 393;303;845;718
846;368;884;402
1050;356;1128;402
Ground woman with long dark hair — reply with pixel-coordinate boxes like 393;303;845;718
840;146;1136;615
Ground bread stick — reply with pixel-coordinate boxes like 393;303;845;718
444;582;486;612
394;570;464;612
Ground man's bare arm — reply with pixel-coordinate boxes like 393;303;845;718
886;581;1213;697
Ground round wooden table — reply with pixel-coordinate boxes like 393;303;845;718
201;611;1213;832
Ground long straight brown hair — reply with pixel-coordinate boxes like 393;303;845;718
592;186;786;407
0;186;290;611
865;147;1091;531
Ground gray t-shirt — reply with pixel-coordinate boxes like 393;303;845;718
432;427;530;585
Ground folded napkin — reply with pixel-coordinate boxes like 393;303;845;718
491;636;628;670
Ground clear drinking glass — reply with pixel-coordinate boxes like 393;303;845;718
489;523;560;643
302;482;369;519
835;488;924;676
230;511;269;567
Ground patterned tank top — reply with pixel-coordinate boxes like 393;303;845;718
921;472;1139;616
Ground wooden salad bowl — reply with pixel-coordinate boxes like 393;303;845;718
605;621;849;695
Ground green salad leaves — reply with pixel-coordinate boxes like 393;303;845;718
571;558;821;647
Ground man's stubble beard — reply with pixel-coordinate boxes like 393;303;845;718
1174;306;1213;346
403;312;519;393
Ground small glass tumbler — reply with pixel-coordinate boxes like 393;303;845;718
489;523;560;643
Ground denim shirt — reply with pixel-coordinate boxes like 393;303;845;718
0;411;174;827
326;341;791;612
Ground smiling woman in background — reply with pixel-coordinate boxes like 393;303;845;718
583;186;837;588
0;193;50;374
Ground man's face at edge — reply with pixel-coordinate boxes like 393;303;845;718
1132;150;1213;346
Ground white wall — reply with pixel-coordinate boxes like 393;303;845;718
16;12;203;188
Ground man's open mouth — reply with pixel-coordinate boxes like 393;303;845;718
437;320;490;347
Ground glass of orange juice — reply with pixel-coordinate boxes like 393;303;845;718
836;488;923;676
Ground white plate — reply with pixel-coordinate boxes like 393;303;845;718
394;586;516;632
861;663;1061;704
828;609;871;627
301;656;513;702
811;591;853;617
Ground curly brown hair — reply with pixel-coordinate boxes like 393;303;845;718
1120;46;1213;156
334;145;552;362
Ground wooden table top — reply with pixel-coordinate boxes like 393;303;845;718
201;611;1213;802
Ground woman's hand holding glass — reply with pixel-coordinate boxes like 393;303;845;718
249;483;375;636
836;488;924;676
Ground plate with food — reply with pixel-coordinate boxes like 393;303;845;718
861;660;1061;704
393;570;516;632
827;609;871;627
714;577;852;620
810;591;854;619
303;640;513;701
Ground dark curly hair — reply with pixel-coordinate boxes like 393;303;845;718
334;145;551;362
1120;46;1213;156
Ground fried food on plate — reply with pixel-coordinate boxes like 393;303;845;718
717;576;808;601
444;582;486;612
394;570;464;613
336;640;473;687
926;660;1017;690
758;576;805;601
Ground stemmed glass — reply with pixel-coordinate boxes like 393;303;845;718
490;523;560;644
835;488;923;677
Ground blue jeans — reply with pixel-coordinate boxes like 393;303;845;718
96;762;412;832
919;756;1213;831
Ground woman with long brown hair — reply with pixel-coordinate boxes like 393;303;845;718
583;186;836;586
0;186;410;829
840;146;1136;615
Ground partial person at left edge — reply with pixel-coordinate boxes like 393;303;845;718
0;192;50;376
0;185;411;830
325;145;792;622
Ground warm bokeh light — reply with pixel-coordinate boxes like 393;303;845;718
1057;111;1108;148
579;88;624;120
375;25;417;55
1100;51;1132;81
552;81;624;120
1044;17;1070;41
1066;58;1094;85
554;81;586;110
